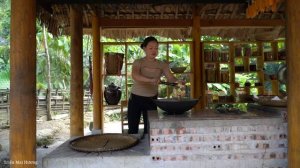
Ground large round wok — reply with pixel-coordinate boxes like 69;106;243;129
154;98;199;115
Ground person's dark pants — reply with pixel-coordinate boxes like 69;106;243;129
127;93;157;134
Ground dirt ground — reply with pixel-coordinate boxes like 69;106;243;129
0;112;122;168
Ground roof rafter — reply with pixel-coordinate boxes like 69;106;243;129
96;18;284;28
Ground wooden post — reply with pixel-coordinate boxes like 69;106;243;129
271;80;279;95
70;6;84;137
192;7;204;110
10;0;37;167
92;16;104;133
256;42;264;95
287;1;300;167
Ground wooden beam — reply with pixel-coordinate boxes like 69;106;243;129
99;18;193;28
39;0;247;5
70;6;84;137
287;0;300;167
200;19;285;27
10;0;37;167
96;18;284;28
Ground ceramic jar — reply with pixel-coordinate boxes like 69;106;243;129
104;83;122;105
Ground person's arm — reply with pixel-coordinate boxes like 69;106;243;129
132;61;158;85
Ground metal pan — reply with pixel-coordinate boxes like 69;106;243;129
277;65;287;84
159;81;178;86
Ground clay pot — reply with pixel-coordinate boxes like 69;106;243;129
104;83;122;105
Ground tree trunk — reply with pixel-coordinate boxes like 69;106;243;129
86;36;93;95
43;24;52;121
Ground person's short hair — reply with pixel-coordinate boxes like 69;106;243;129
140;36;158;49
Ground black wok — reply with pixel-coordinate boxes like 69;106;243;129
154;98;199;115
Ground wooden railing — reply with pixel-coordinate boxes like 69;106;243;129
0;89;10;126
0;89;93;126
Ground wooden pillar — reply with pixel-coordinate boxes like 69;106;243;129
92;16;104;133
192;7;204;110
287;1;300;167
10;0;36;167
70;6;84;137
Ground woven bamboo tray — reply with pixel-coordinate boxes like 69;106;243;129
253;96;287;107
170;67;186;73
69;133;139;152
104;52;124;75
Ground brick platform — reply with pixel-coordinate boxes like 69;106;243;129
43;108;287;168
149;109;287;168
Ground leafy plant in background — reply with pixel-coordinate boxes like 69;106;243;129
207;83;230;95
157;44;167;62
168;44;190;69
0;0;10;90
127;44;144;63
0;0;10;74
36;26;72;90
0;45;9;71
264;62;286;92
0;69;9;89
36;22;92;90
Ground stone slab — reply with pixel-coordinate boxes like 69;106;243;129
42;134;151;168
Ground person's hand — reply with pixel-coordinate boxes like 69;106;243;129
176;79;186;85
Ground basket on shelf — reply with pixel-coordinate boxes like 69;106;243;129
170;67;187;73
104;52;124;75
253;95;287;107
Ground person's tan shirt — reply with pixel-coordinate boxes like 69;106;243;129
131;58;168;97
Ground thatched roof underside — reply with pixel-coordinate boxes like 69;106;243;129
37;3;285;40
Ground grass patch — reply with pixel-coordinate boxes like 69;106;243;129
36;135;55;147
105;112;121;122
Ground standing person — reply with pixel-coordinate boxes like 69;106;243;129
127;36;178;135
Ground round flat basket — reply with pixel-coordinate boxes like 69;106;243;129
253;96;287;107
69;133;139;152
170;67;186;73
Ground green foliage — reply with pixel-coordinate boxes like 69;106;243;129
157;44;167;61
127;44;144;63
207;83;230;95
36;82;46;90
0;0;10;73
233;103;248;112
36;135;55;147
103;45;125;54
0;45;9;71
36;31;72;89
168;44;190;68
35;25;92;90
0;69;9;89
0;0;10;39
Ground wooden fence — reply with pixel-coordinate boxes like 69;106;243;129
0;89;93;126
